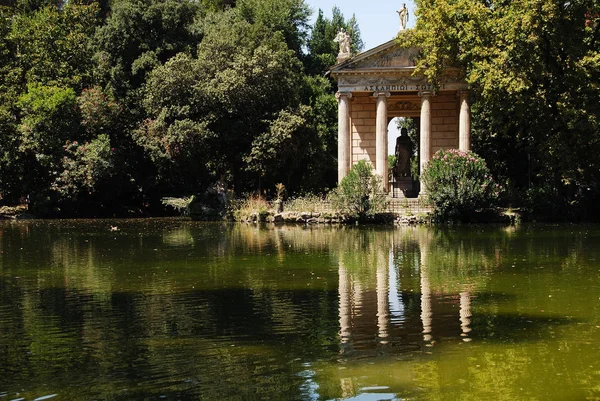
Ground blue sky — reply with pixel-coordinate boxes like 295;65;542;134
305;0;417;50
305;1;417;153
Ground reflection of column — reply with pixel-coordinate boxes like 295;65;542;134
388;249;404;321
339;259;351;346
341;377;355;399
419;91;433;196
459;91;471;151
374;91;391;191
376;248;389;344
420;243;433;344
337;92;352;183
460;291;472;342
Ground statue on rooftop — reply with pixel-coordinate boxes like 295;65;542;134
334;28;351;57
397;3;409;31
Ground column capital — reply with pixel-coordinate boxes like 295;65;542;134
372;91;391;98
418;90;434;98
335;92;353;100
458;90;472;102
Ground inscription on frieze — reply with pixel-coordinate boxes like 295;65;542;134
388;101;418;111
363;84;436;92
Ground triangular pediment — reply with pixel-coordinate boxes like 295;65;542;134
330;40;467;93
331;40;419;72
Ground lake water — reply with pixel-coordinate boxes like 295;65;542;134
0;220;599;400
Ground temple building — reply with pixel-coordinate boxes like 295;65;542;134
330;39;471;197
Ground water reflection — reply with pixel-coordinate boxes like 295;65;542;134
336;228;485;359
459;291;472;341
0;221;600;400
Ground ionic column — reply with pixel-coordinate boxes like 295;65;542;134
459;91;471;151
420;241;433;344
337;92;352;183
419;91;433;196
338;259;351;347
374;91;391;191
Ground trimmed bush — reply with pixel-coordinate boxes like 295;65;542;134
421;149;501;221
330;160;388;218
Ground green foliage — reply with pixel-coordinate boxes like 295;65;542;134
388;155;396;170
17;83;79;165
10;4;98;89
94;0;201;95
422;149;501;221
0;0;363;216
141;10;336;194
0;106;23;202
52;134;114;199
245;106;311;180
78;86;120;135
236;0;310;55
330;160;388;218
409;0;600;217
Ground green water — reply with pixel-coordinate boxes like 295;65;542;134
0;220;599;401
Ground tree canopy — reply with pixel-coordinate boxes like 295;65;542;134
407;0;600;218
0;0;362;216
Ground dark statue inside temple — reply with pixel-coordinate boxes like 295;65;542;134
393;127;413;178
392;127;416;197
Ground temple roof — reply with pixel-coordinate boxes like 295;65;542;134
330;39;419;75
330;39;467;93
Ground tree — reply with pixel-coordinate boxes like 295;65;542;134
236;0;311;56
94;0;202;97
140;10;308;194
0;0;353;214
408;0;600;217
10;4;98;90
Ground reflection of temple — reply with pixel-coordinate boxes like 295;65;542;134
337;236;473;360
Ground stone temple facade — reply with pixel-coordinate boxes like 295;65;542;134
330;39;471;197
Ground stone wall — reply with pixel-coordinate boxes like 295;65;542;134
430;92;459;154
350;93;377;166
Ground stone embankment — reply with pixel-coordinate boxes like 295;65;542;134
239;210;431;226
240;211;353;224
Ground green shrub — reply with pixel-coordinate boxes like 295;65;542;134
421;149;501;221
330;160;388;218
51;134;114;199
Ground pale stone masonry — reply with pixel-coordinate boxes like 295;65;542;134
331;40;470;197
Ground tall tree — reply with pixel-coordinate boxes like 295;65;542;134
140;10;309;193
408;0;600;217
94;0;202;98
236;0;311;56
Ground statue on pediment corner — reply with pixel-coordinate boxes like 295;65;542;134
334;28;351;61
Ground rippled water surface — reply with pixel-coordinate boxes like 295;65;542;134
1;220;600;400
